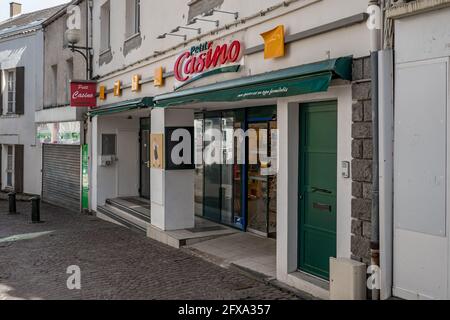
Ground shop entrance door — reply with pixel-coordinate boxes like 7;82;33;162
196;110;246;230
298;102;337;280
247;120;278;238
140;118;151;199
203;116;222;222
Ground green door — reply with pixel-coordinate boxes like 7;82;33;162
299;102;337;280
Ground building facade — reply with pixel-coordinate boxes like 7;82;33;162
0;3;65;196
2;0;449;301
89;0;375;298
382;0;450;301
36;0;91;212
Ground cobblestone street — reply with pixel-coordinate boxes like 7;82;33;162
0;201;300;300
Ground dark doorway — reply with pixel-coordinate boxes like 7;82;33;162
140;118;151;199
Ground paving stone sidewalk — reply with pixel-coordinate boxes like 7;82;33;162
0;200;300;300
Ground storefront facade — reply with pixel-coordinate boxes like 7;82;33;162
91;0;374;298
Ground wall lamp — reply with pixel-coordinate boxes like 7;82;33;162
66;28;93;80
171;26;202;35
157;33;187;41
187;17;219;28
203;9;239;20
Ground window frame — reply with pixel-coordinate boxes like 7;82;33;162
126;0;141;38
7;70;16;114
134;0;141;35
100;1;111;53
102;134;117;156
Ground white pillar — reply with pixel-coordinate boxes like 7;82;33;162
150;108;195;231
277;101;300;281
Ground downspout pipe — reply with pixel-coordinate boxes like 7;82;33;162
83;0;91;146
368;0;381;301
85;0;91;81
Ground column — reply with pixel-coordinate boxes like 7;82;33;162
150;108;195;231
276;101;300;280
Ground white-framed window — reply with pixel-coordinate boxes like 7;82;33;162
102;134;116;156
126;0;140;38
6;145;14;188
7;70;16;114
100;1;111;52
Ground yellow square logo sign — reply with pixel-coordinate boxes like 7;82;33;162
261;25;285;59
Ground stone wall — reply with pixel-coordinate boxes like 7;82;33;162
351;56;372;265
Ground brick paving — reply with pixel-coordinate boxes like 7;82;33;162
0;200;299;300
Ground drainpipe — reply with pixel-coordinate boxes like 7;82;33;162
369;0;381;301
85;0;90;81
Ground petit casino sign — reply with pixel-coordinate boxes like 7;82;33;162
174;40;242;83
70;81;97;107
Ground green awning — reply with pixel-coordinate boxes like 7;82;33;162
153;56;352;108
88;97;153;117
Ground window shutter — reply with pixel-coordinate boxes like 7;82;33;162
14;145;24;193
0;70;3;115
15;67;25;115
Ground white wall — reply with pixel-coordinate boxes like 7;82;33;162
94;113;140;207
392;7;450;300
0;31;44;194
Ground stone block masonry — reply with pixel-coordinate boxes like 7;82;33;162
351;57;372;265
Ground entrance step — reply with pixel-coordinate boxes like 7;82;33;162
97;202;151;235
147;217;238;249
106;198;151;223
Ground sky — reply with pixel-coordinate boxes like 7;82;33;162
0;0;70;23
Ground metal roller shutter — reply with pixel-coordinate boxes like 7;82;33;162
42;144;81;212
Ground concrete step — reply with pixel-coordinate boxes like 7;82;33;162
105;198;151;223
148;221;238;249
97;205;150;235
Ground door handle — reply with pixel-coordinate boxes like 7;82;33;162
311;187;332;194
